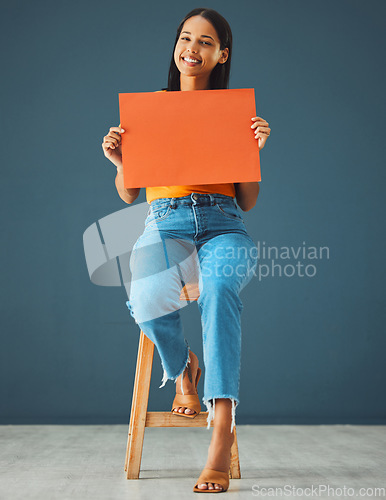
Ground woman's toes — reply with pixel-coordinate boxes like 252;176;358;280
176;406;194;414
197;482;222;490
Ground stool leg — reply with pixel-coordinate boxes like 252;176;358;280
229;426;241;479
125;330;154;479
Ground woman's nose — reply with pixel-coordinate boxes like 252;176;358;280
187;41;200;52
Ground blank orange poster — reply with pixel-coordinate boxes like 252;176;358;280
118;88;261;189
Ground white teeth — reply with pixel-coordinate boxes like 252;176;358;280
184;57;200;63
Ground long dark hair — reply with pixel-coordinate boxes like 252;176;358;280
162;8;233;91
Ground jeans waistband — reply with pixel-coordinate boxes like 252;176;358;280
150;193;236;209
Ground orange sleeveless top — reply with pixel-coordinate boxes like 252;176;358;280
119;89;235;204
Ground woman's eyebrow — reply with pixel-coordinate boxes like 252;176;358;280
181;31;215;41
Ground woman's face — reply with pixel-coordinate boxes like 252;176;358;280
174;15;228;86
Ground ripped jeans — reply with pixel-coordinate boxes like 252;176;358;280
125;193;258;433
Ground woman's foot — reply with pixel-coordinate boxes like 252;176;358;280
196;399;235;491
172;350;200;416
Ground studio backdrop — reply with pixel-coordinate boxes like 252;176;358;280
0;0;385;425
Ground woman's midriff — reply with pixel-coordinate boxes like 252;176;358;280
146;184;236;204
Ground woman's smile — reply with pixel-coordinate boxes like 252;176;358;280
182;56;202;67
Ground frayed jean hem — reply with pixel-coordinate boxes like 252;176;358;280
158;338;191;394
202;396;239;434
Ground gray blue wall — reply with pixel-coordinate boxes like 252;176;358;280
1;0;385;424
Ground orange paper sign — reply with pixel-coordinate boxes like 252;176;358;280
118;88;261;189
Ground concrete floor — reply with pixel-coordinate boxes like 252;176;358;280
0;425;385;499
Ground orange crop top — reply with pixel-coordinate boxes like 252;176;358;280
119;89;236;204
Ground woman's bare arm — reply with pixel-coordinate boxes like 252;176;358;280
102;126;140;204
115;167;141;204
235;114;270;210
234;182;260;211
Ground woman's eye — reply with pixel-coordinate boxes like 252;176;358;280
181;37;210;45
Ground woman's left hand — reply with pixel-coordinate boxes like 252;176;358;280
251;116;271;151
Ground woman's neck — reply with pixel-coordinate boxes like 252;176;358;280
180;75;211;91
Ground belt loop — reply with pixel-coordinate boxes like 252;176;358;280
170;197;176;209
209;193;215;206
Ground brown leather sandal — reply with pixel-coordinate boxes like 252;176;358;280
171;367;202;418
193;467;230;493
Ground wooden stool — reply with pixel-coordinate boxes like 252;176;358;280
124;283;241;480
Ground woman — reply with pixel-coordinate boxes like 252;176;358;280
102;7;271;493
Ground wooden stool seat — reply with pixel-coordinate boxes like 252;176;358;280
124;283;241;479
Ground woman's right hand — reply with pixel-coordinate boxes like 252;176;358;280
102;126;125;169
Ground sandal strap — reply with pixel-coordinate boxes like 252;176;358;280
193;467;230;491
172;393;201;414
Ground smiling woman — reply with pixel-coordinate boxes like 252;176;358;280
101;6;271;494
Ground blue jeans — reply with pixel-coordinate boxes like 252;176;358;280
125;193;258;433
